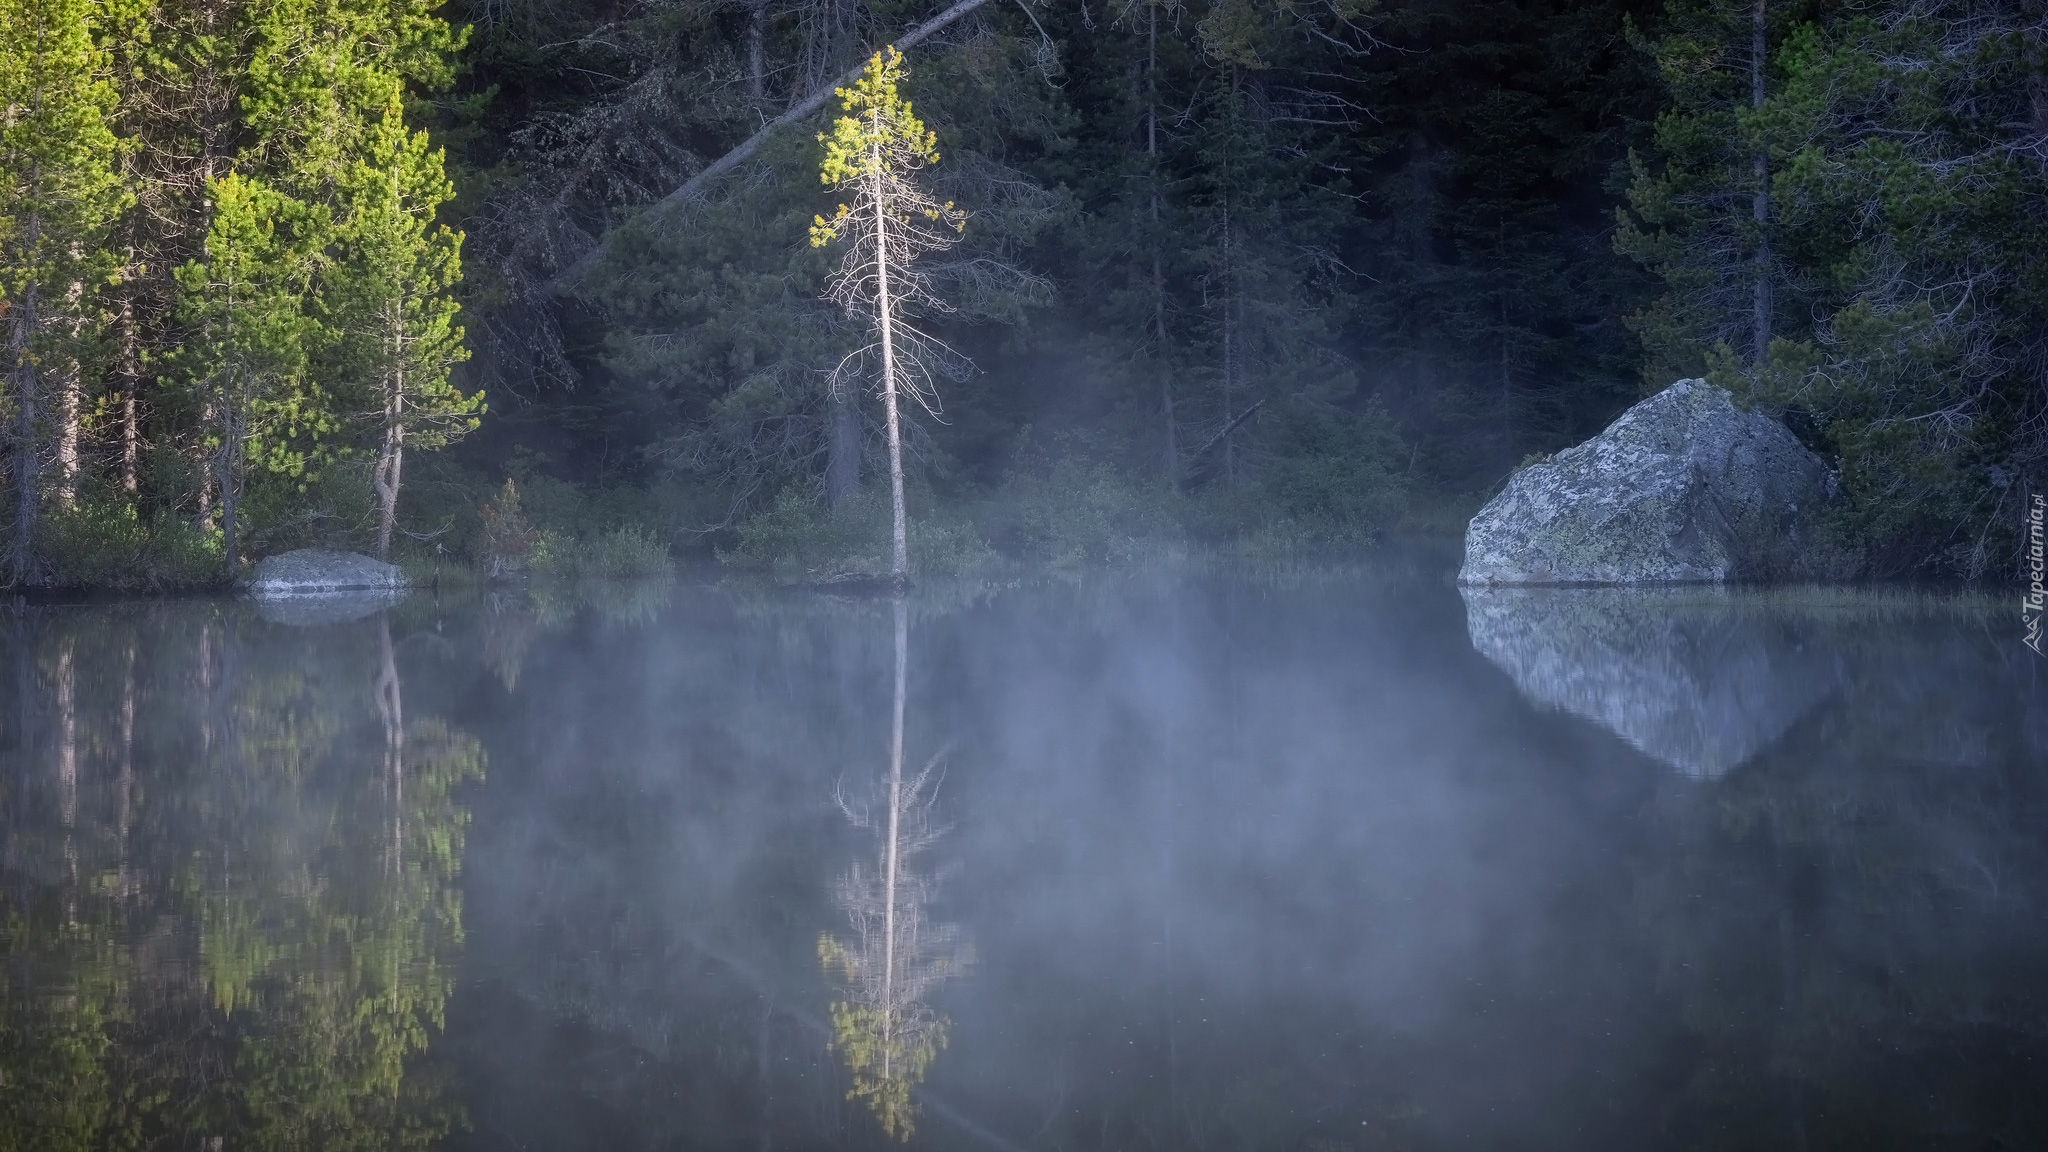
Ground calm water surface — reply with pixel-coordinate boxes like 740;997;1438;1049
3;563;2044;1151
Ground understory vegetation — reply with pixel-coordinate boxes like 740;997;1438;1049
3;0;2043;587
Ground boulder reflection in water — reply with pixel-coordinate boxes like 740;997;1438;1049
1461;586;1840;778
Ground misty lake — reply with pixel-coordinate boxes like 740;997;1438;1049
3;560;2044;1151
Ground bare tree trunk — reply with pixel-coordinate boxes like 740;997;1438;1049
375;315;407;561
195;395;216;531
1750;0;1771;389
217;393;240;580
375;414;405;560
872;135;909;584
8;274;43;586
748;0;771;104
196;116;224;531
116;281;140;492
1220;207;1238;485
1149;4;1177;489
55;361;79;508
1500;252;1514;457
827;382;860;506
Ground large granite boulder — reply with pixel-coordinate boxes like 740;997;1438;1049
1460;379;1835;584
1462;586;1841;779
248;549;406;596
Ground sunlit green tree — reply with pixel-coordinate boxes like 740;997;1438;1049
0;0;127;583
330;85;479;560
174;175;324;576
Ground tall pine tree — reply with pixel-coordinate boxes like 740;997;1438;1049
0;0;127;583
332;85;478;560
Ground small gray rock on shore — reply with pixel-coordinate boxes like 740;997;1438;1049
1460;379;1836;585
248;549;407;596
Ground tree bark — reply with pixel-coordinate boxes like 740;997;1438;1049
872;127;909;584
1219;207;1238;485
375;298;408;561
217;368;251;581
116;278;140;492
747;0;770;104
827;380;860;505
1500;251;1514;457
550;0;998;293
8;276;43;586
375;373;405;561
1149;3;1178;489
217;424;239;579
55;361;79;508
1750;0;1771;387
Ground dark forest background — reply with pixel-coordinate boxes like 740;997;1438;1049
5;0;2045;585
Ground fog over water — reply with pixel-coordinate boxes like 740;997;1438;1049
3;562;2044;1150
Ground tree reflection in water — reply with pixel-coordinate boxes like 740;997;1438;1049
819;596;970;1141
0;603;481;1150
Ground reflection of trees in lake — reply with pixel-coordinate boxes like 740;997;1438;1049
0;604;481;1150
819;597;970;1141
1629;623;2048;1148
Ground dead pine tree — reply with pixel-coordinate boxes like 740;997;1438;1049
810;48;966;588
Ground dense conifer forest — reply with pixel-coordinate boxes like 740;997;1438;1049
2;0;2043;587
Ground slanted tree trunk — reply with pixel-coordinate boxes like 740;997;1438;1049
551;0;998;293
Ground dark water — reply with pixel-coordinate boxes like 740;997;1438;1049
3;564;2045;1151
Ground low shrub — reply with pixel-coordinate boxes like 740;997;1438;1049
42;500;221;589
530;524;672;579
977;458;1184;565
1249;399;1409;542
724;487;994;580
